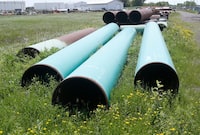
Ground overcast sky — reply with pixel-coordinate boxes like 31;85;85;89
1;0;200;7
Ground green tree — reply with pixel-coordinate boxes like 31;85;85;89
184;1;196;8
120;0;130;7
156;1;169;6
132;0;146;6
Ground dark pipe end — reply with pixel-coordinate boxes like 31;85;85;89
129;10;142;23
158;23;167;31
103;11;116;24
52;77;108;112
21;64;63;87
116;11;128;24
18;47;40;58
134;63;179;93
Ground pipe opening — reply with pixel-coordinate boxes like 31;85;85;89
129;11;142;23
18;47;39;58
103;12;116;24
52;77;108;112
158;23;167;31
116;11;128;24
134;63;179;93
21;64;63;87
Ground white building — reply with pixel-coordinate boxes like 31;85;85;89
0;1;25;11
33;0;124;12
86;0;124;11
73;2;88;11
66;0;124;11
34;2;65;11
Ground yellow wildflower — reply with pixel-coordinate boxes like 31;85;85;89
156;133;164;135
43;127;47;131
170;128;176;131
125;121;130;125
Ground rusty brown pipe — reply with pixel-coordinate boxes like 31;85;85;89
102;11;117;24
129;8;154;24
56;28;96;44
116;11;129;24
19;28;96;57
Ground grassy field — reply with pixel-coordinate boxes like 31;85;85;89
0;12;200;135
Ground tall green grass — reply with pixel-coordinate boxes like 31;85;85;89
0;12;200;135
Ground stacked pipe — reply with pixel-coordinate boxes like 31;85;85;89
129;8;154;24
52;27;137;110
102;11;117;24
155;7;173;20
21;23;119;86
19;28;96;57
103;8;168;32
134;22;179;93
103;8;155;25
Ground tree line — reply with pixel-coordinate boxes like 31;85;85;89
119;0;197;7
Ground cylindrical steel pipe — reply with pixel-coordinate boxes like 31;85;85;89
52;27;137;110
21;23;119;86
102;11;117;24
116;11;129;24
150;15;161;20
120;24;145;33
129;8;154;24
19;28;96;57
134;22;179;92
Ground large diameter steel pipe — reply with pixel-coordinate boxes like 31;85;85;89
116;11;129;24
102;11;117;24
129;8;154;24
120;21;167;34
120;24;145;33
19;28;96;57
52;27;137;110
134;22;179;92
21;23;119;86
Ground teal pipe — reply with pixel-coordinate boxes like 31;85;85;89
52;27;137;110
21;23;119;86
134;22;179;92
120;21;168;34
120;24;145;34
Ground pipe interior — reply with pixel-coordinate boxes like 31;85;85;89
134;63;179;93
19;48;40;58
52;77;108;111
129;11;141;23
21;65;63;86
116;11;128;23
103;12;115;24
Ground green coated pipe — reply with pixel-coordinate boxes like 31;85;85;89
120;21;168;34
52;27;137;110
120;24;145;33
134;22;179;93
21;23;119;86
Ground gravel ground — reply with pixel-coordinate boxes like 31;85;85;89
178;11;200;46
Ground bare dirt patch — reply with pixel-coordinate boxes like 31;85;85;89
178;11;200;46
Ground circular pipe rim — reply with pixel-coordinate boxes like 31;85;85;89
21;64;64;86
134;62;179;93
52;76;109;111
103;11;116;24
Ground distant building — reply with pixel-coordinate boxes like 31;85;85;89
34;2;65;11
32;0;124;12
0;1;25;11
86;0;124;11
73;2;88;11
